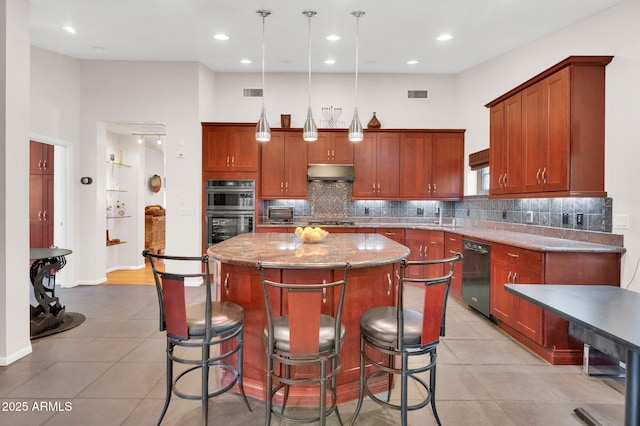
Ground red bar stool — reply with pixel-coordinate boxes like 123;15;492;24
144;250;251;426
349;253;463;426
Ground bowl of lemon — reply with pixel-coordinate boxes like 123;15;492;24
295;226;329;243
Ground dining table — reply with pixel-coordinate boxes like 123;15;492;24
505;284;639;426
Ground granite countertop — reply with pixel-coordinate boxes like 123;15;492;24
256;219;625;254
207;232;410;268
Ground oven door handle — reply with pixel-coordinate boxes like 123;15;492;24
463;242;489;255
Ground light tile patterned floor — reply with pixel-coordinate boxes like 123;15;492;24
0;284;624;425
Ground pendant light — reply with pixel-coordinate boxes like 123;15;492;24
348;11;365;142
255;10;271;142
302;11;318;142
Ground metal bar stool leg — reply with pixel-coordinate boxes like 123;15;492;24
430;353;441;426
237;328;252;411
401;351;409;426
349;335;366;425
158;341;174;426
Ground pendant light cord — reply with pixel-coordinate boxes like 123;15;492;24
308;14;312;107
354;13;360;106
261;13;266;110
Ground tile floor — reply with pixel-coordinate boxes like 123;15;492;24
1;284;625;425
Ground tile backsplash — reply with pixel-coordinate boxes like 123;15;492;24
263;184;612;233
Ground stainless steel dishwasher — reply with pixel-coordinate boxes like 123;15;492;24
462;239;493;321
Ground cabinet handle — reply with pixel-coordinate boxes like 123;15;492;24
42;211;48;221
231;156;235;166
419;245;423;257
503;174;507;186
372;183;376;192
38;160;43;170
42;160;48;171
449;237;456;242
331;150;335;159
512;272;518;283
224;272;230;295
498;174;503;187
536;168;541;184
449;250;457;255
427;183;431;192
327;150;331;160
507;252;519;258
386;273;392;296
285;182;288;192
507;271;512;283
38;211;42;221
226;156;230;166
433;183;436;193
541;167;547;184
280;182;284;191
322;286;327;303
377;183;381;192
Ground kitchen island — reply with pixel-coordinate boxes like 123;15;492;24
207;232;410;404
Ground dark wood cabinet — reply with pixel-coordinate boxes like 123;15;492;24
307;131;353;164
30;141;54;248
490;242;621;364
260;131;308;199
489;93;522;195
404;229;444;279
399;131;464;200
444;232;463;298
487;56;612;198
352;132;400;199
30;141;54;175
202;123;259;172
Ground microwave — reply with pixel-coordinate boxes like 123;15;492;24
267;206;294;223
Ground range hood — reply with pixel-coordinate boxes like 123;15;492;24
307;164;355;182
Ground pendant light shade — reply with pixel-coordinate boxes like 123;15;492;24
349;11;365;142
302;10;318;142
255;10;271;142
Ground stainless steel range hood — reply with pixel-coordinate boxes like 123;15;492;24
307;164;355;182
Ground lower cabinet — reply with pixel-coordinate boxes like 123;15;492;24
444;232;463;298
490;243;621;364
404;229;444;279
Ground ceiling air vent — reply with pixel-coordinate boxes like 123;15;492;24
243;88;263;97
408;90;428;99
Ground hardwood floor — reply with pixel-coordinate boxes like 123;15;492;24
104;260;162;285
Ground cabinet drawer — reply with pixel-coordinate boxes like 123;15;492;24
493;244;543;271
376;228;405;244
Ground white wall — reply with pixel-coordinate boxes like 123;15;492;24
457;0;640;291
210;72;459;129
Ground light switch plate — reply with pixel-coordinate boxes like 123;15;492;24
614;214;629;229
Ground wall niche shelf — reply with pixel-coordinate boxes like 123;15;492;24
107;161;131;168
106;241;127;247
106;215;131;219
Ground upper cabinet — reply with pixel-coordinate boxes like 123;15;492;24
399;131;464;200
30;141;54;175
352;131;400;199
260;131;308;199
202;123;259;173
486;56;613;198
307;131;353;164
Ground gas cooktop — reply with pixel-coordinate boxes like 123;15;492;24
307;220;355;226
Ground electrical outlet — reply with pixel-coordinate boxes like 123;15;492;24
562;213;569;225
576;213;584;226
417;208;424;216
502;209;507;220
364;207;369;216
526;211;534;223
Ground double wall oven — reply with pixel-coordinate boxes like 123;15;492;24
205;180;255;246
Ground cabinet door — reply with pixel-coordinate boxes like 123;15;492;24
444;233;463;296
375;228;405;244
30;141;54;175
403;230;425;279
490;94;522;195
352;133;378;198
331;132;354;164
544;68;570;192
260;132;285;198
376;133;400;198
42;174;55;247
283;133;308;198
228;126;259;171
522;81;548;193
431;133;464;199
203;126;231;171
512;267;544;344
423;231;444;278
307;133;333;164
30;175;44;248
399;133;431;198
490;259;517;326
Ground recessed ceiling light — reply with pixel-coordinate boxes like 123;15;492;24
324;59;336;65
240;59;252;64
326;35;341;41
407;60;419;65
437;34;453;41
214;34;229;41
62;25;76;34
